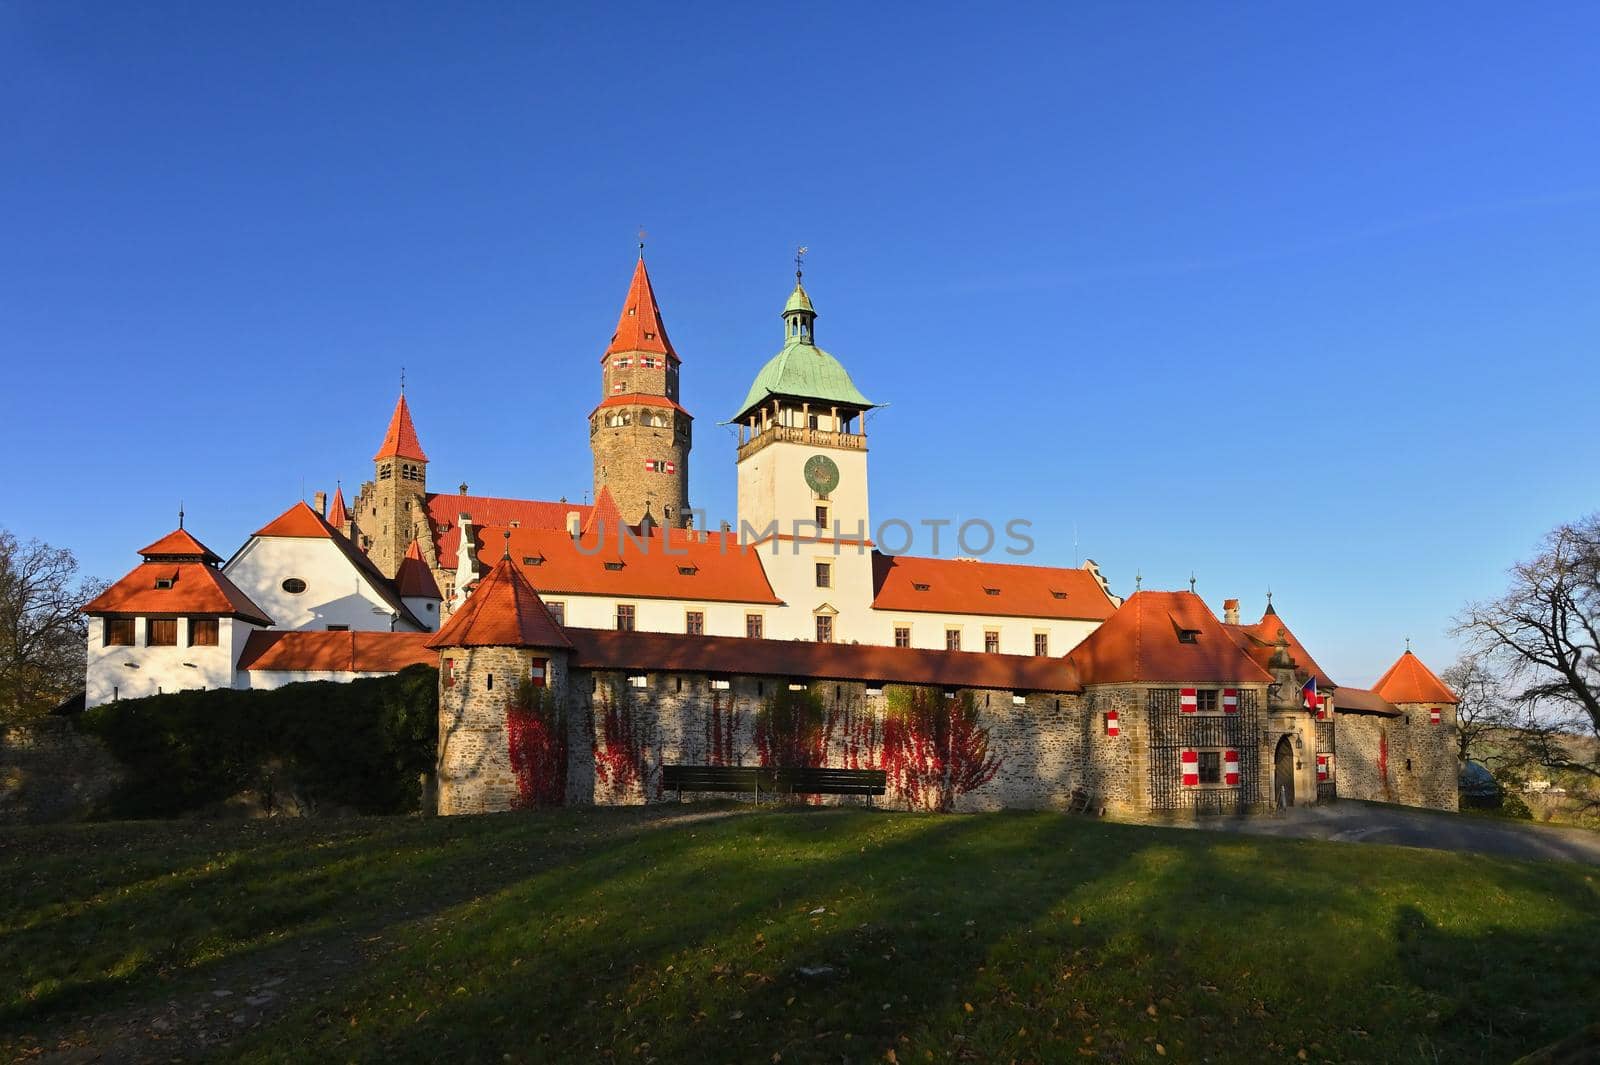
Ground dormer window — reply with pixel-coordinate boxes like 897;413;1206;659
913;582;931;592
678;566;697;576
522;556;544;566
1050;590;1068;600
604;561;625;571
984;587;1000;596
1178;629;1200;644
154;577;175;590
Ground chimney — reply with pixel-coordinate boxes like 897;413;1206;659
566;511;581;536
313;490;327;516
1223;598;1240;625
458;482;469;495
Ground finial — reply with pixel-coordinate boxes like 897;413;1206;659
178;501;184;529
502;529;511;561
638;225;647;259
1134;569;1142;591
795;244;808;281
400;366;406;394
1405;636;1411;653
1189;572;1197;593
1266;587;1273;606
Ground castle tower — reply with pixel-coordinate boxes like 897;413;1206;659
367;391;429;577
733;263;878;643
589;251;693;529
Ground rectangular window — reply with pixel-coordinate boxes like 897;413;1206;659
815;561;831;588
615;604;635;631
685;611;704;636
1196;689;1219;713
984;630;1000;654
443;658;455;688
1033;632;1049;657
894;626;911;648
147;618;177;646
628;674;648;689
189;618;219;646
946;628;962;651
1198;750;1222;784
529;658;548;687
710;677;731;691
547;601;565;625
105;618;135;646
746;613;763;639
815;615;833;643
815;505;829;529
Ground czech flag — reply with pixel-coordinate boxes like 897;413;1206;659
1301;675;1320;712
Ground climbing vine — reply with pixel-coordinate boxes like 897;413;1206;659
593;679;650;800
825;693;881;770
755;685;826;768
881;685;1001;812
704;688;740;766
506;678;566;808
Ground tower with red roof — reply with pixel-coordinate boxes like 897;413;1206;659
589;249;693;530
364;390;431;578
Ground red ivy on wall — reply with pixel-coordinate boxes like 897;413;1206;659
755;687;827;768
506;682;566;808
826;697;881;770
705;689;740;767
881;686;1001;812
594;683;650;800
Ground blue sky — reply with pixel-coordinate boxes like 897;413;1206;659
4;3;1597;684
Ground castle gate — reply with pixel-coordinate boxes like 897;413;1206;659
1274;734;1296;807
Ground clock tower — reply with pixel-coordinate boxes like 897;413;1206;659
733;265;878;643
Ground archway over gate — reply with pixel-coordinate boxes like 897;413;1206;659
1274;735;1296;808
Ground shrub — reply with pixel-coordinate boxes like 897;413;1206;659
77;665;437;818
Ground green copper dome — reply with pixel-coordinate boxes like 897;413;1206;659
730;279;875;422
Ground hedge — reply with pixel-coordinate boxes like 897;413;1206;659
77;665;437;818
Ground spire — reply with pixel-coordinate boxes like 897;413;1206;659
782;246;817;343
373;393;428;463
604;256;677;360
326;484;349;530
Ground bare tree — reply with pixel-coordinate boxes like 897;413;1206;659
0;530;103;725
1455;515;1600;785
1440;652;1523;771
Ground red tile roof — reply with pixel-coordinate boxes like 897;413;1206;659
583;485;623;537
473;525;782;605
604;257;677;361
396;540;442;599
249;502;425;630
137;528;222;564
1223;606;1336;687
563;628;1082;693
1062;590;1273;686
1373;650;1457;704
84;532;271;625
871;554;1118;622
373;393;428;463
426;494;595;568
426;555;572;649
326;486;349;530
237;630;436;673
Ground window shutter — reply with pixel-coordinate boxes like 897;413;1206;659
1181;749;1199;786
1316;754;1331;782
1180;688;1198;714
1429;707;1442;725
1224;749;1240;785
1105;710;1119;737
1222;689;1238;714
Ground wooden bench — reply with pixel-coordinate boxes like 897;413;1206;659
661;765;887;805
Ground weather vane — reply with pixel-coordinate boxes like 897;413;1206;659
638;225;647;257
400;366;406;394
795;244;808;279
1189;572;1197;593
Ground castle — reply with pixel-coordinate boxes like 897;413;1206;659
81;253;1461;817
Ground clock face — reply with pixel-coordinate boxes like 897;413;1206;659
804;454;841;495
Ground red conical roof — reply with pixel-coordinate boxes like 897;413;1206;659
138;527;222;564
603;257;677;361
582;484;624;536
373;394;428;463
425;554;571;650
1373;649;1457;704
396;540;442;600
326;486;349;529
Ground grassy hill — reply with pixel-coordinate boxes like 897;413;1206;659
2;807;1595;1063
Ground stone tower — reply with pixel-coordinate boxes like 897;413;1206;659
366;392;429;578
589;252;693;529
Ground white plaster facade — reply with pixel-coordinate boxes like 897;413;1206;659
86;615;259;707
225;535;417;632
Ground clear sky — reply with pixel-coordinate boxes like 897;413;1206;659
4;3;1597;685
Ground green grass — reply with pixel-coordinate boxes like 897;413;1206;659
2;808;1596;1063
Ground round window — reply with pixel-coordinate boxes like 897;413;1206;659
281;577;307;594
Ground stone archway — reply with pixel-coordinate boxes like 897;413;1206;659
1274;735;1296;808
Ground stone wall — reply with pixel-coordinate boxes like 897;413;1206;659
0;719;125;825
436;646;570;815
1334;705;1458;812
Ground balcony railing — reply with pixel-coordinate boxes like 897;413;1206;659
737;424;867;461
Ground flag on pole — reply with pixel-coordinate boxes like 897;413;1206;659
1301;675;1320;712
